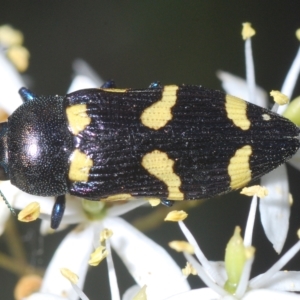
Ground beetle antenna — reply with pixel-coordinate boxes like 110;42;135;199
0;190;16;216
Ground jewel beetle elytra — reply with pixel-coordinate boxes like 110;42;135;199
0;81;299;229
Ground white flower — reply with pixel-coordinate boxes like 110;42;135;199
24;218;190;300
0;45;189;299
217;24;300;254
166;195;300;299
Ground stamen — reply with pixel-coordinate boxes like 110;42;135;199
106;239;120;300
277;29;300;115
178;221;224;285
100;228;113;244
235;248;255;298
250;238;300;289
165;210;188;221
182;262;197;276
18;202;40;222
184;253;229;297
60;268;89;300
244;196;257;247
169;240;194;254
88;246;108;266
242;23;257;105
270;90;289;105
241;186;268;198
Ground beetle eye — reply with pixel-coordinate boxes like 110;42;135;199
0;122;9;180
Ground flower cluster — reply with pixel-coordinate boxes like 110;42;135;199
1;22;300;300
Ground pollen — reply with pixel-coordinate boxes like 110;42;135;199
270;90;289;105
0;24;24;47
240;185;268;198
60;268;79;284
133;285;147;300
169;241;194;254
88;246;108;266
7;46;30;72
182;262;197;276
164;210;188;222
18;202;40;222
241;22;256;40
296;28;300;41
100;228;113;243
148;198;161;206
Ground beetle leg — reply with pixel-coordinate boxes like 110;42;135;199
18;87;38;102
160;199;174;207
148;81;162;89
51;195;66;229
101;80;116;89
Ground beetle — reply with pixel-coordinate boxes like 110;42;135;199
0;82;299;229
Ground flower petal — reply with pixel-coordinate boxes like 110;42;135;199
243;288;300;299
164;288;222;300
260;165;290;253
253;271;300;292
217;71;268;108
24;294;66;300
68;59;103;93
40;224;94;300
122;285;141;300
104;217;190;300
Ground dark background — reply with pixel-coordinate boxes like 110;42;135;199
2;1;300;299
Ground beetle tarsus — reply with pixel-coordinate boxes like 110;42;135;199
18;87;38;102
149;81;161;89
101;80;116;89
51;195;66;229
161;199;175;207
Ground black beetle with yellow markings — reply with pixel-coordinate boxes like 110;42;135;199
0;82;299;229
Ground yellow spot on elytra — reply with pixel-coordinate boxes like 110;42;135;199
225;95;251;130
141;85;179;130
241;22;256;40
18;202;40;222
66;104;91;135
100;193;132;202
228;145;252;189
262;114;271;121
142;150;184;200
100;88;127;93
69;149;93;182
